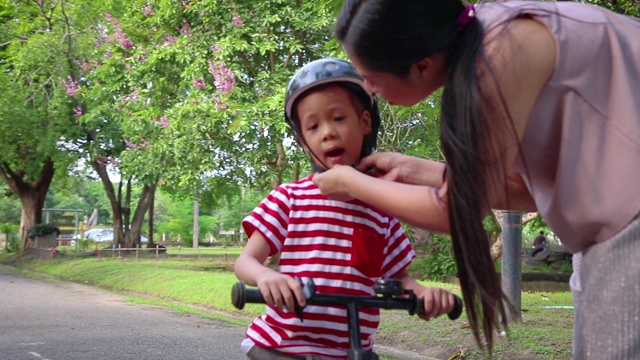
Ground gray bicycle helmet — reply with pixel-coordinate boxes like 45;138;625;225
284;58;381;164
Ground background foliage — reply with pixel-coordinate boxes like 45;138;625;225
1;0;637;275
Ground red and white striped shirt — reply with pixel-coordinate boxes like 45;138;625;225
241;175;415;359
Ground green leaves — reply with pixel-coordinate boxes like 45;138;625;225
74;0;341;201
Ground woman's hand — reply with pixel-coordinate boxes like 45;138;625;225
313;165;361;201
358;152;446;187
356;152;410;182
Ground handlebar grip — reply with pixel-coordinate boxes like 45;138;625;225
232;281;265;310
447;295;463;320
415;294;464;320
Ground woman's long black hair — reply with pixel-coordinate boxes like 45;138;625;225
336;0;510;352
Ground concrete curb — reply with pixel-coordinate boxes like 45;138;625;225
374;344;441;360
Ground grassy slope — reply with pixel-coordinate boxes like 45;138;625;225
1;252;573;360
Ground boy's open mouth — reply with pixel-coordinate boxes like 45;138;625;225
326;148;345;158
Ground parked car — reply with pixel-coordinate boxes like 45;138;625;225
84;228;148;243
82;228;107;240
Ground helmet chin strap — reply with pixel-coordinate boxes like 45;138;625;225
311;161;327;173
301;137;330;173
294;127;362;173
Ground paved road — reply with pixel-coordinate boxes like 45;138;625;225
0;266;247;360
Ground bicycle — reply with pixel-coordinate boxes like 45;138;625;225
232;278;464;360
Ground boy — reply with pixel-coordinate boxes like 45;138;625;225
234;58;457;360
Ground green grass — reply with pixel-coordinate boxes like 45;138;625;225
165;246;244;256
1;252;573;360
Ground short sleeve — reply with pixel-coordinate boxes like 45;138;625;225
241;186;292;256
381;218;415;279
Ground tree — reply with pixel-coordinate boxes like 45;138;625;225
584;0;639;16
0;0;103;247
82;1;338;195
67;1;342;247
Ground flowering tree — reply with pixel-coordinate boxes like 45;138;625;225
0;0;451;250
0;0;106;247
74;0;340;241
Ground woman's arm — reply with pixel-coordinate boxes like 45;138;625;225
479;18;556;208
358;153;536;211
313;165;451;233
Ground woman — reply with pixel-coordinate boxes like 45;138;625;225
313;0;640;358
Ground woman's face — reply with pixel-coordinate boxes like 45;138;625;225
346;49;447;107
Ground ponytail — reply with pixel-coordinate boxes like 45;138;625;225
336;0;511;353
440;19;510;352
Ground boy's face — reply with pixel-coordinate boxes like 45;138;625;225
296;84;372;169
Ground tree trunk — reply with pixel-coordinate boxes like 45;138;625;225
490;211;540;261
270;142;287;189
93;160;157;249
123;178;132;242
0;158;54;249
407;226;434;254
94;159;122;245
147;186;155;246
125;183;156;248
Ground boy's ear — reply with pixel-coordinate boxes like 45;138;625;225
413;56;435;80
360;110;372;135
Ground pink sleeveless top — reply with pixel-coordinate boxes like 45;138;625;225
477;1;640;253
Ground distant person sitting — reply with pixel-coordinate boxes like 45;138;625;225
533;231;548;248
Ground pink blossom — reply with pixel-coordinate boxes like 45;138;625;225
105;15;135;49
154;115;170;128
231;12;244;27
163;35;177;46
125;140;150;149
121;87;140;103
60;76;79;96
73;107;83;118
114;27;135;49
179;19;192;40
210;44;222;52
192;76;206;89
143;3;154;17
213;95;228;111
208;61;236;94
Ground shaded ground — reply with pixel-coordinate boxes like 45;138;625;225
374;304;572;360
0;254;573;360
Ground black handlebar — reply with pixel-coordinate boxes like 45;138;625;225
231;278;463;321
